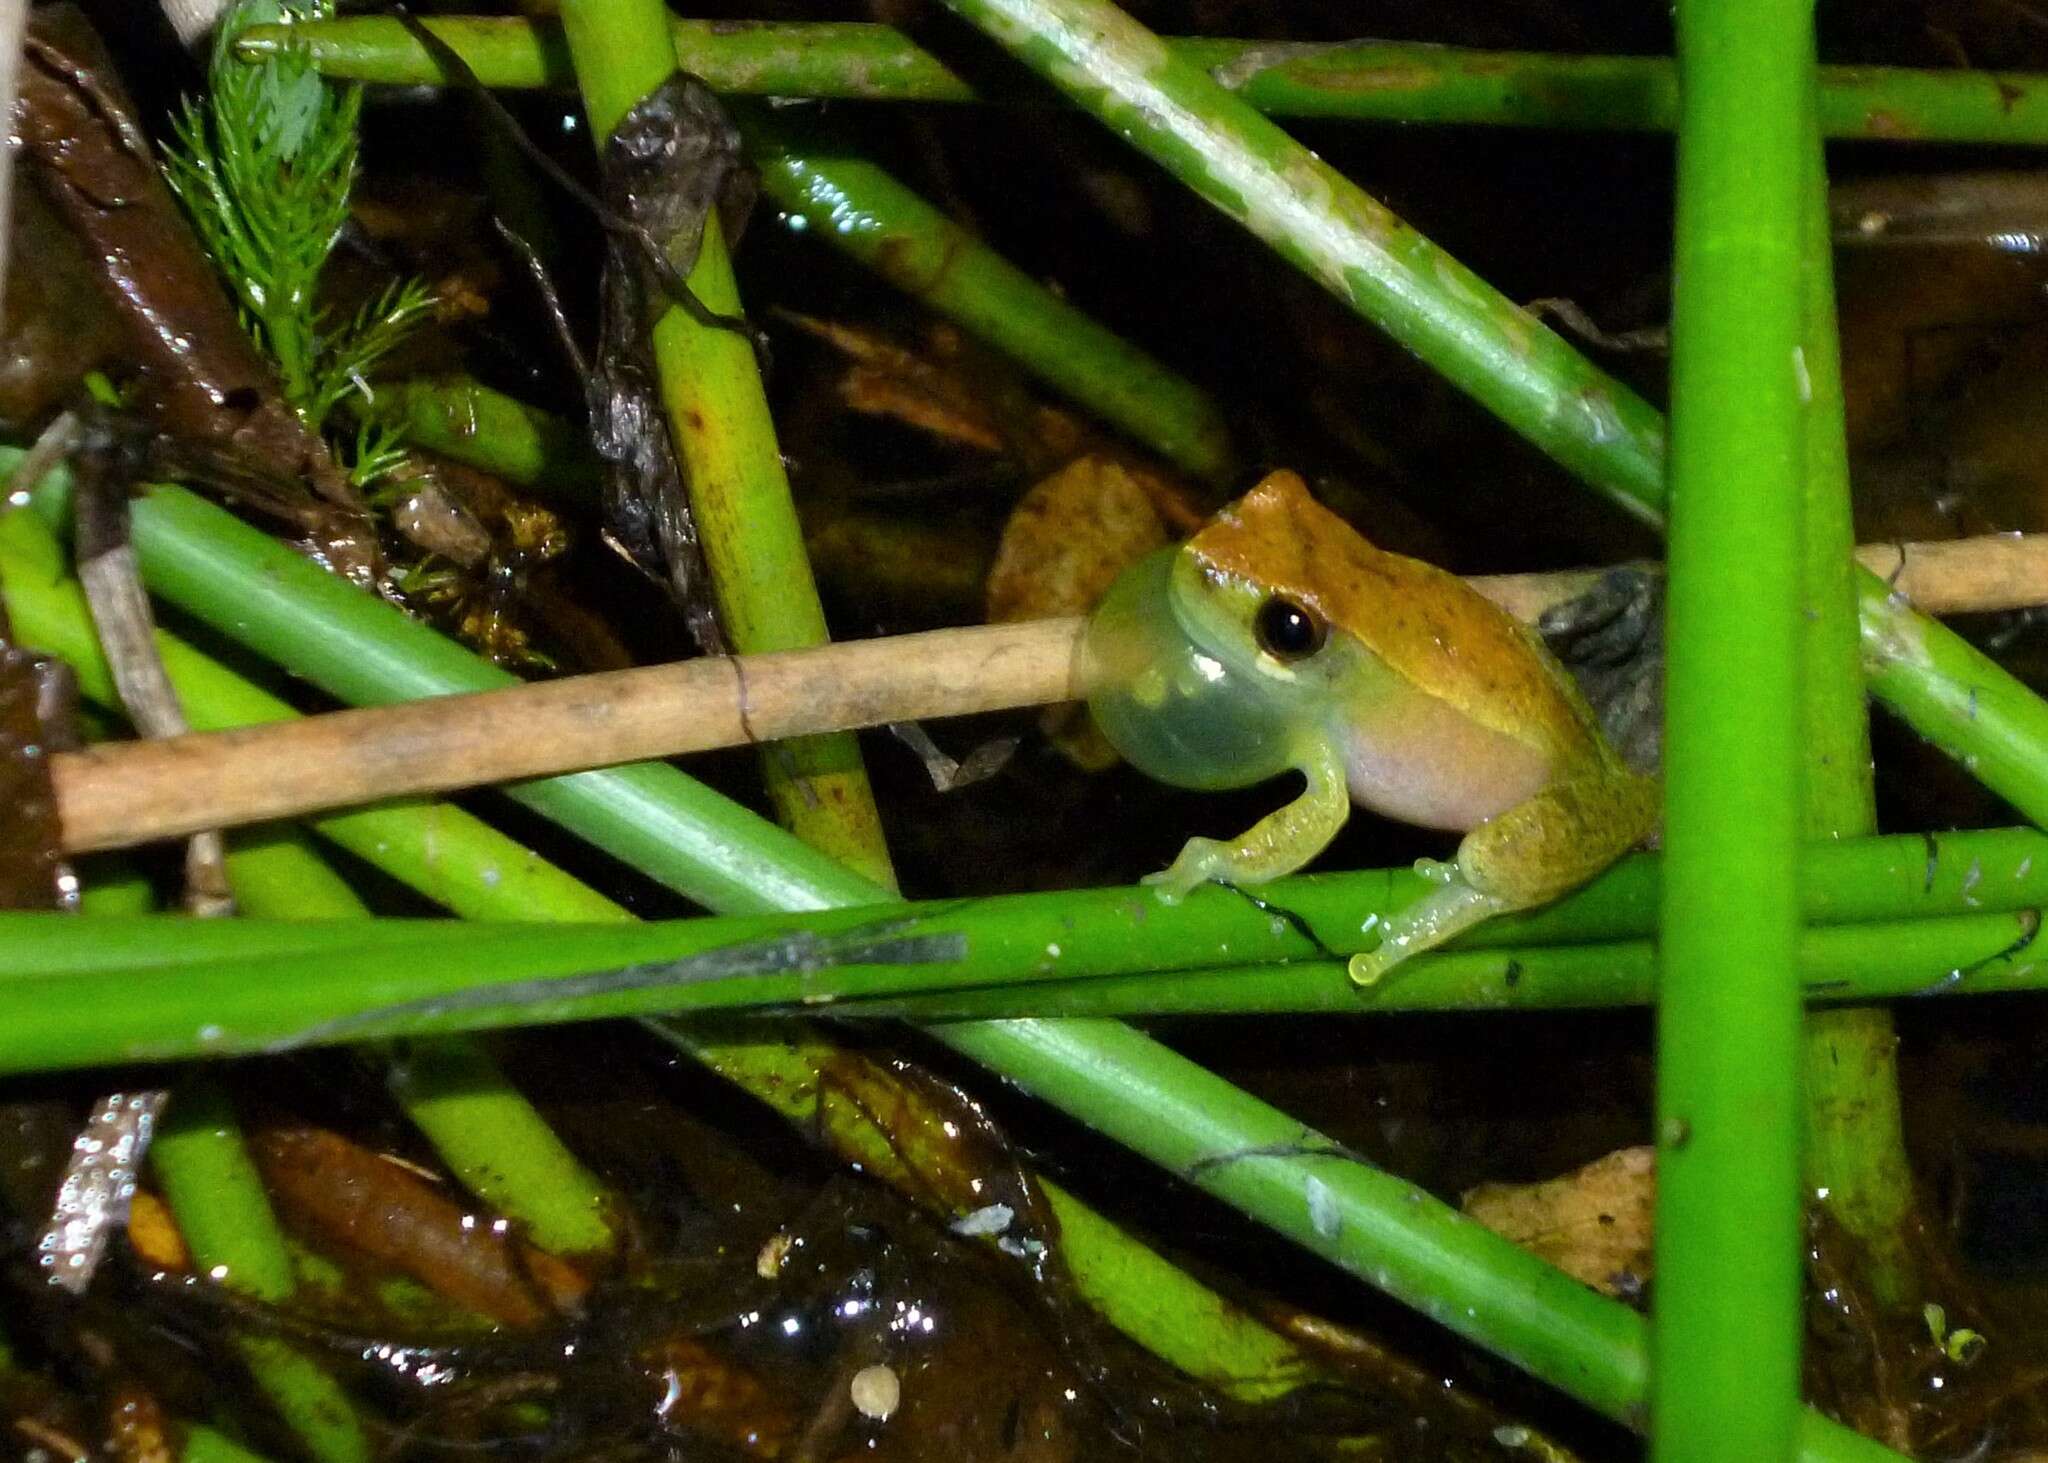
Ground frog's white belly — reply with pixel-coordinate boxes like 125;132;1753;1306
1336;694;1553;833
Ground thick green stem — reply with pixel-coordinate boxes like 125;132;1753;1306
1796;113;1916;1309
1653;3;1811;1454
261;17;2048;145
560;0;897;890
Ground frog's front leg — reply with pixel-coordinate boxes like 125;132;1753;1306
1348;766;1659;986
1145;741;1350;902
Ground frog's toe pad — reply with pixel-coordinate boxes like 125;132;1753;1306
1347;949;1394;987
1144;837;1234;903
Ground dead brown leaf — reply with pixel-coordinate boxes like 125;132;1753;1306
1462;1144;1654;1300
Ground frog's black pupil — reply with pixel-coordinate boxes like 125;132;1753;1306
1255;597;1324;659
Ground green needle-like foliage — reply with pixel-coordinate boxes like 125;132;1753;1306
163;1;432;434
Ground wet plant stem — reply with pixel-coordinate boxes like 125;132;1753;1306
738;107;1236;482
1796;114;1916;1310
1656;3;1811;1453
260;16;2048;146
152;1080;370;1463
3;905;2043;1065
560;0;896;890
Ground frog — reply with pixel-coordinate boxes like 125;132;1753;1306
1082;470;1660;985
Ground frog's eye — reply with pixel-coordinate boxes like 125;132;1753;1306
1254;595;1326;661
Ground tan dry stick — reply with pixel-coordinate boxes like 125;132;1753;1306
47;533;2048;854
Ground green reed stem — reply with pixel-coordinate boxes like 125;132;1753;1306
257;16;2048;145
152;1080;369;1463
741;108;1236;482
1655;5;1812;1453
2;905;2039;1066
560;0;897;890
365;375;601;499
1795;111;1916;1309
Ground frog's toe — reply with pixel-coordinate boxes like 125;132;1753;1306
1412;857;1459;887
1144;840;1226;903
1347;948;1396;987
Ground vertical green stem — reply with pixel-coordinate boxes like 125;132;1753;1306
1654;4;1812;1457
153;1082;368;1463
1795;114;1915;1307
559;0;896;891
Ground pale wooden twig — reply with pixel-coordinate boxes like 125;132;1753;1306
47;533;2048;855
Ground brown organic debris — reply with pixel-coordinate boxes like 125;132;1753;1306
986;453;1193;769
16;5;377;577
1462;1144;1654;1299
249;1125;589;1328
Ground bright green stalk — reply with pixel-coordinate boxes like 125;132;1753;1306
225;827;367;914
742;109;1236;482
948;0;1682;522
556;4;895;888
1795;118;1915;1308
365;376;601;498
2;906;2038;1067
259;16;2048;146
1858;575;2048;818
1655;4;1811;1457
152;1081;369;1463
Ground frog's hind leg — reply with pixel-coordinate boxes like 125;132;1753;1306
1346;875;1511;987
1145;743;1350;901
1347;767;1659;986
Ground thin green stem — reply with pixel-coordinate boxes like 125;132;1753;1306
1653;3;1812;1455
26;821;2047;981
152;1080;370;1463
261;17;2048;145
556;5;897;886
741;108;1236;482
1796;106;1916;1309
3;906;2040;1066
364;376;601;499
